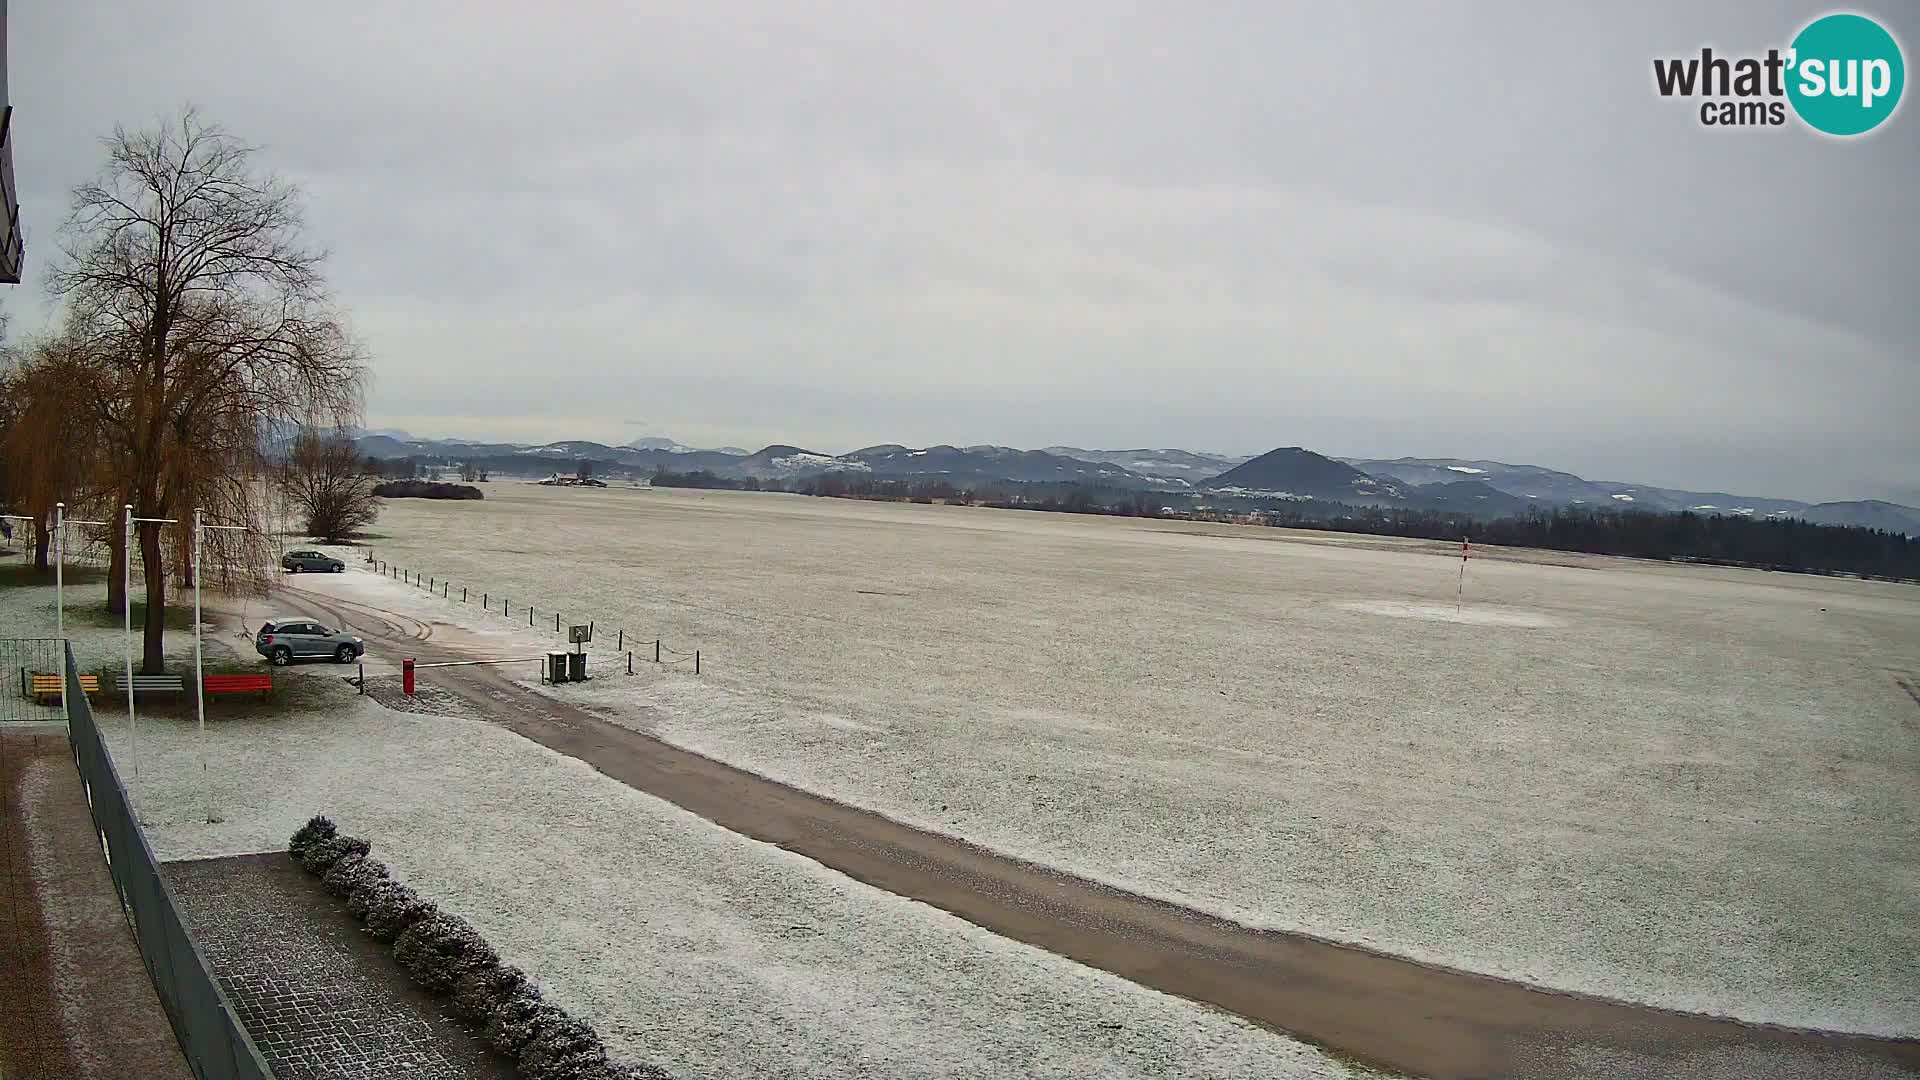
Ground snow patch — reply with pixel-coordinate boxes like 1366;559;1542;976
1446;466;1487;475
1336;601;1565;628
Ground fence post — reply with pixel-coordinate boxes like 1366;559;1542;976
617;628;623;651
463;587;468;602
655;639;661;664
484;592;488;608
529;607;534;626
627;651;633;676
358;662;365;695
555;612;561;633
695;650;700;675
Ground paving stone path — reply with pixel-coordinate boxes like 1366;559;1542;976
166;852;517;1080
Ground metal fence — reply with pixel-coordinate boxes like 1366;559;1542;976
1;637;67;723
63;643;276;1080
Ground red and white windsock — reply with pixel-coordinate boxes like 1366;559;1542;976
1456;537;1471;612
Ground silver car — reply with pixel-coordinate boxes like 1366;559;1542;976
254;619;365;665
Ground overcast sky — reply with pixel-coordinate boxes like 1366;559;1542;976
9;1;1916;502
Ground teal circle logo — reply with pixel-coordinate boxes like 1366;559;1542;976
1786;13;1905;135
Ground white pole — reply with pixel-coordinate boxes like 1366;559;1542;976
1456;536;1470;614
194;507;209;822
125;505;136;783
55;502;65;718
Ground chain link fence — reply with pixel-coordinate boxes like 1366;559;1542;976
1;638;67;723
63;643;276;1080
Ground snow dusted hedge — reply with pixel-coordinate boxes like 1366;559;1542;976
290;816;667;1080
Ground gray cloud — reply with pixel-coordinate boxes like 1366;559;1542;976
9;0;1916;501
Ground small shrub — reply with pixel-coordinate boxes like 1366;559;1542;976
287;815;337;859
453;962;529;1022
364;883;438;942
346;874;399;921
486;994;563;1058
293;817;660;1079
300;833;371;876
394;912;499;992
518;1012;609;1080
322;852;388;899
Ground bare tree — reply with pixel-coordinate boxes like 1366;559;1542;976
49;108;366;672
279;428;380;541
459;461;477;483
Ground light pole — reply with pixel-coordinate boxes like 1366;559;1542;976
193;508;250;824
124;506;177;789
53;504;110;720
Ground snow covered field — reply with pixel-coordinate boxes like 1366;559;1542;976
321;484;1920;1034
3;567;1356;1077
112;681;1352;1080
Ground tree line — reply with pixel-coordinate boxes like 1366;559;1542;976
0;109;370;671
649;469;1920;580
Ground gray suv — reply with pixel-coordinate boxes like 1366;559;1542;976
282;550;345;573
255;620;365;665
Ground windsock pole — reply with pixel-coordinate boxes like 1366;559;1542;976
1456;537;1471;614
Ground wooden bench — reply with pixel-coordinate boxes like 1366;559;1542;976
115;674;188;696
28;673;99;704
202;673;274;700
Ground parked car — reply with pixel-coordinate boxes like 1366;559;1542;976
282;550;345;573
254;620;365;665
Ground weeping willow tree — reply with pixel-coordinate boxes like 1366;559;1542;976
0;337;116;573
48;108;365;672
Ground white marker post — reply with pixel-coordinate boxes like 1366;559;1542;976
124;506;178;790
194;508;251;823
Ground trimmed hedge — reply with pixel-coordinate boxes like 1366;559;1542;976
288;816;660;1080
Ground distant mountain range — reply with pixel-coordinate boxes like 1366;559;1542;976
353;433;1920;535
1041;447;1250;484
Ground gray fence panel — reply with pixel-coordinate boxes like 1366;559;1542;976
64;643;277;1080
2;637;66;722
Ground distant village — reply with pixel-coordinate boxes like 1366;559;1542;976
538;472;608;488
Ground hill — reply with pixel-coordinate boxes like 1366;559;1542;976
1205;447;1401;502
849;445;1152;486
1342;457;1809;515
1042;447;1244;485
1409;479;1535;516
1795;500;1920;535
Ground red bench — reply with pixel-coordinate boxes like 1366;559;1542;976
202;673;274;700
